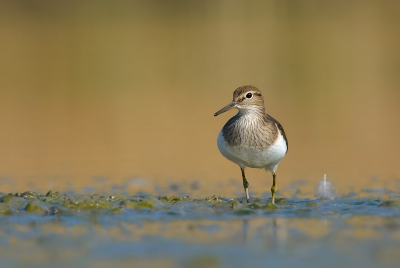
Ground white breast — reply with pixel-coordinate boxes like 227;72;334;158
217;124;287;172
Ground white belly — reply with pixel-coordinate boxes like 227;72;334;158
217;128;287;172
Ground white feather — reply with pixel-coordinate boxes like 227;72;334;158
217;125;287;173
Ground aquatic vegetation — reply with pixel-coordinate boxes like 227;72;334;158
0;188;399;268
0;189;397;219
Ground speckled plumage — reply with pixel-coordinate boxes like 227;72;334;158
221;113;286;150
214;85;288;203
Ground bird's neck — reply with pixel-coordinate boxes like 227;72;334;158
237;107;265;121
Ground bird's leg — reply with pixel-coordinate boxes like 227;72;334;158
241;168;250;203
271;172;277;204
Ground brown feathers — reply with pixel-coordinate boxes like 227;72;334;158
221;85;288;152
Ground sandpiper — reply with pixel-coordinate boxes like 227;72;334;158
214;85;288;204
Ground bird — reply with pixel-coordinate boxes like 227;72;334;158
214;85;288;204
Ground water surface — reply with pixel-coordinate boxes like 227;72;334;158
1;184;399;268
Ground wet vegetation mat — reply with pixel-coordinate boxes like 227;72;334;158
0;190;400;268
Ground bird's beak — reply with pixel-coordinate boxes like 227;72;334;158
214;101;237;116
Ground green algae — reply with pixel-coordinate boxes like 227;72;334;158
0;190;398;220
107;195;127;201
119;200;138;209
211;202;234;211
46;190;61;198
16;191;38;199
135;202;154;209
228;199;242;209
205;195;222;203
264;202;278;210
143;196;168;208
62;199;113;210
160;195;190;204
106;207;123;214
25;201;48;214
119;199;164;210
252;198;263;203
275;198;290;205
0;195;24;204
0;204;14;215
306;201;318;207
247;203;264;210
234;209;256;215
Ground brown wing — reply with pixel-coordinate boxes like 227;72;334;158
265;114;288;153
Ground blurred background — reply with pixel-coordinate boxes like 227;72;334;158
0;0;399;195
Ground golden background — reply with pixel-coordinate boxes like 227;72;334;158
0;1;399;196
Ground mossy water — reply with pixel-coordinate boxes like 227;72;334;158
0;187;400;268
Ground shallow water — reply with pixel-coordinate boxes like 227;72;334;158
1;185;400;268
1;2;400;267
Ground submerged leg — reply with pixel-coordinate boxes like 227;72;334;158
240;168;250;203
271;172;277;204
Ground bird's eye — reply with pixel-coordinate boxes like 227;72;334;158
246;92;253;99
